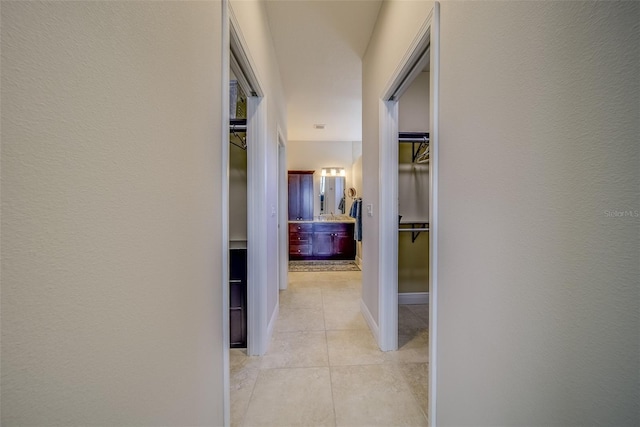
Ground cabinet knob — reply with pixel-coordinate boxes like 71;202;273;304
298;250;301;253
298;237;301;240
297;226;301;230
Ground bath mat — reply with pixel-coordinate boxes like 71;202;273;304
288;260;360;272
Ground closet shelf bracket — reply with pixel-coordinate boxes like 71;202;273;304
398;132;429;163
230;118;247;150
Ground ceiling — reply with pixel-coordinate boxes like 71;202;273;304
265;0;383;142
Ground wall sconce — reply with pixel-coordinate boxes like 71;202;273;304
321;167;345;177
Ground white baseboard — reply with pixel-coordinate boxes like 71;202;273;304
360;299;379;343
398;292;429;305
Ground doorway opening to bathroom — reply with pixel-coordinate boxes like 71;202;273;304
285;142;363;274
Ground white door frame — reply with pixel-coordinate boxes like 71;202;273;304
223;2;270;422
378;100;399;352
378;2;439;424
223;0;269;348
245;95;268;357
228;3;269;358
221;3;230;426
277;127;288;291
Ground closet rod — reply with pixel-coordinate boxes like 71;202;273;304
230;118;247;150
399;137;429;142
398;227;429;232
230;118;247;133
399;131;429;142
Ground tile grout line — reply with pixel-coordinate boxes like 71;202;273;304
399;362;430;424
322;283;339;427
234;350;262;427
238;270;432;426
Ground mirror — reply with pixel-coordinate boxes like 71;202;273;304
319;176;346;215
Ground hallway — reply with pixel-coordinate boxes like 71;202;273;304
230;270;429;426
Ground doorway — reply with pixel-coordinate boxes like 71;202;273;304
377;2;439;422
285;141;362;273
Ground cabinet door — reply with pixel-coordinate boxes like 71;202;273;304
333;232;356;258
288;174;301;220
313;232;333;256
288;172;314;221
299;174;314;221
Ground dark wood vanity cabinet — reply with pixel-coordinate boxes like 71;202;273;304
288;171;314;221
313;223;355;259
289;223;313;257
289;222;355;260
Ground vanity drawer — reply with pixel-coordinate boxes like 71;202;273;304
289;223;313;233
290;232;312;244
289;244;312;256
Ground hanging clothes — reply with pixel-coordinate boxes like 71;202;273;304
349;198;362;242
338;196;345;213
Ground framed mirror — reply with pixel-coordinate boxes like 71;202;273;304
319;176;346;215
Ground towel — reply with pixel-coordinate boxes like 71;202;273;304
349;198;362;242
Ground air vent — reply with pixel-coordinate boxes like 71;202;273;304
313;124;326;130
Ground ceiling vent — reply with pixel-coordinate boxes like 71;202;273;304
313;124;326;130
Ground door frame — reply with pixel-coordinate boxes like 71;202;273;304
227;0;267;358
378;2;439;424
277;127;288;290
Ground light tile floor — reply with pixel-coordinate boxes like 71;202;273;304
230;270;429;427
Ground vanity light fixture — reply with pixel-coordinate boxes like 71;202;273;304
320;167;346;177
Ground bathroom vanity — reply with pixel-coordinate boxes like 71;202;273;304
289;218;355;260
287;169;356;260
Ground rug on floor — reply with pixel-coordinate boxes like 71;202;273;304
289;260;361;272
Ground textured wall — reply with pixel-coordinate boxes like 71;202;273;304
436;1;639;425
1;2;224;425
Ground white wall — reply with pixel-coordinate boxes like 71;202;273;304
362;0;434;334
230;0;288;344
1;2;224;425
434;2;639;425
399;71;430;132
287;140;358;217
229;141;248;242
